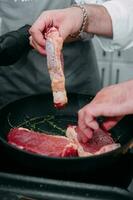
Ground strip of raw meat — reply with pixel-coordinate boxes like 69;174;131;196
45;27;68;108
7;127;78;157
66;126;120;157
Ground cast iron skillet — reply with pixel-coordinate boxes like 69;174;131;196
0;93;132;177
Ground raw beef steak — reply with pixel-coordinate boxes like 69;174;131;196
7;126;120;157
7;127;78;157
66;126;121;157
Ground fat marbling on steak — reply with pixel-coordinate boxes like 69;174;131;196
7;126;120;158
45;27;68;108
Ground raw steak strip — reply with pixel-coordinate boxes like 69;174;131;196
45;27;68;108
66;126;120;157
7;127;78;157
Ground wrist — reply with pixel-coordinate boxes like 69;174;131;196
70;4;88;39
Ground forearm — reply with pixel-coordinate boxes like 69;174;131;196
85;0;133;51
85;4;113;38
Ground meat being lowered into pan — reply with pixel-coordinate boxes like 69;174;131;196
7;126;120;158
45;27;68;108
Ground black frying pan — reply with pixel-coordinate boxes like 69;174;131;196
0;93;132;178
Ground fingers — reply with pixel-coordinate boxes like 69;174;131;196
76;126;89;143
77;102;113;143
84;118;99;130
29;28;45;48
29;36;46;55
77;108;97;143
76;126;93;143
78;106;99;131
102;116;123;130
29;8;80;54
29;11;51;54
29;13;46;44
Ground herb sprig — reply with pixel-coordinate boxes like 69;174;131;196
7;113;66;135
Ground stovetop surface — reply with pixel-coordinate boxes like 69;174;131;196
0;145;132;193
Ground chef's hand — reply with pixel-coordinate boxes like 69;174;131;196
29;8;83;55
77;80;133;143
0;25;31;66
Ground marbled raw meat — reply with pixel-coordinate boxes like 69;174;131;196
66;126;121;157
7;126;120;158
45;27;67;108
8;127;78;157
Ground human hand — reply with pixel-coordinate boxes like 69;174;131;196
77;80;133;143
29;7;83;55
0;25;31;66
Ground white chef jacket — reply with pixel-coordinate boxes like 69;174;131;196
75;0;133;52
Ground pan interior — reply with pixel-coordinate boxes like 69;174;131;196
0;93;132;148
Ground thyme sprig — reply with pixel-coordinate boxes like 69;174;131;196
7;113;66;134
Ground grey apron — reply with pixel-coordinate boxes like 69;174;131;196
0;0;101;107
